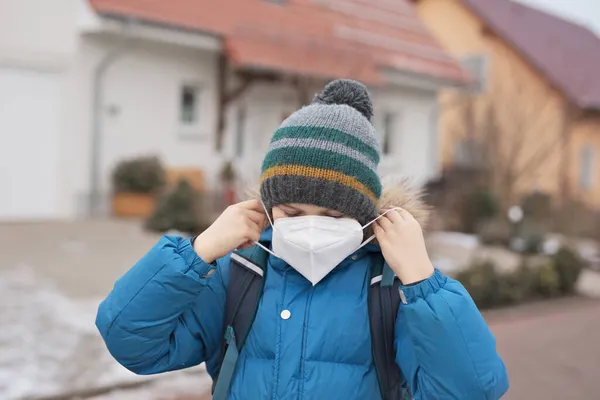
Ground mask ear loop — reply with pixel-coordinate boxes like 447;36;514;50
356;207;403;250
253;201;278;258
260;201;275;229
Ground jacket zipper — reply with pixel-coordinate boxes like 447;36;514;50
298;288;314;399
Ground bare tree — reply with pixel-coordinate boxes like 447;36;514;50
441;55;570;210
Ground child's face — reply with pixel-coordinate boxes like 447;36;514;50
272;203;347;221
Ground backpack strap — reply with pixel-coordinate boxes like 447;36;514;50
212;244;269;400
368;253;408;400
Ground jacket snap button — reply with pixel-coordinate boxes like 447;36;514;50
351;254;358;260
280;309;291;320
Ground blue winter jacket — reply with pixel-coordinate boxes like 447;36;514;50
96;231;508;400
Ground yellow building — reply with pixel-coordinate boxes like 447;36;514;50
412;0;600;209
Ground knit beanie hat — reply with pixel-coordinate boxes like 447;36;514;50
260;79;382;225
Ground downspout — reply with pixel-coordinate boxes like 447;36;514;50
88;20;135;217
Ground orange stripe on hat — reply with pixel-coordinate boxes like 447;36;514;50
260;165;378;203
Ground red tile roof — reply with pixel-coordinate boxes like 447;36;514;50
89;0;467;85
460;0;600;110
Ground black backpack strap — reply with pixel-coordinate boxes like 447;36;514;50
368;253;409;399
212;244;269;400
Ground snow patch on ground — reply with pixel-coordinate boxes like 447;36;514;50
0;266;211;400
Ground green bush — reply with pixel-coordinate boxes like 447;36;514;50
460;188;500;233
456;260;506;309
145;179;207;235
457;247;585;309
552;247;586;294
112;155;166;193
498;263;535;304
521;192;552;221
530;261;561;298
477;218;512;246
219;160;237;183
522;233;544;255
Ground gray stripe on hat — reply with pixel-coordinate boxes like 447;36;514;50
269;138;378;171
280;104;380;151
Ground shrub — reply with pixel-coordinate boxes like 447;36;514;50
219;161;237;183
477;218;512;246
112;155;166;194
456;260;505;309
498;263;535;304
457;247;586;309
551;247;586;294
145;179;207;235
522;233;544;255
521;192;552;221
530;261;561;298
460;188;500;233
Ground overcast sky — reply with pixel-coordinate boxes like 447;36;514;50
516;0;600;35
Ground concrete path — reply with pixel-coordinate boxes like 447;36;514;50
2;221;599;399
487;297;600;400
0;220;161;298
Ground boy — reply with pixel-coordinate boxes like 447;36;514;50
96;79;508;399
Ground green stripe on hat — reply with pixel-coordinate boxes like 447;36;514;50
272;125;380;164
261;146;382;198
269;138;378;170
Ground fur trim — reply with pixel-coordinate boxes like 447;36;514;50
245;175;431;228
379;176;430;228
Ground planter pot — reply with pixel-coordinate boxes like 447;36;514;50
112;192;156;218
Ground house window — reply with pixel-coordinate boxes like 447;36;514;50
375;111;398;156
579;145;596;190
235;106;246;158
460;54;489;93
180;85;200;125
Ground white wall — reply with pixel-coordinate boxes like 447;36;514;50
0;0;79;220
372;86;440;186
64;35;221;216
0;67;63;220
0;0;77;65
223;83;299;186
224;83;441;188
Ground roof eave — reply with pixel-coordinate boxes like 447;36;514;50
380;67;469;92
86;12;223;52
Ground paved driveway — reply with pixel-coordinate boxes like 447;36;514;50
487;297;600;400
2;221;599;399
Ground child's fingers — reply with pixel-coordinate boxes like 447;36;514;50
373;223;385;238
374;223;390;247
237;199;263;211
377;215;393;232
238;240;254;249
386;209;403;223
244;209;266;225
244;219;262;241
398;208;413;220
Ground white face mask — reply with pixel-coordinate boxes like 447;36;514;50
255;205;400;286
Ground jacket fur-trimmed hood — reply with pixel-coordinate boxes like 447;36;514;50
247;176;431;228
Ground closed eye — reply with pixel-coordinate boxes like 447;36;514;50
325;213;344;219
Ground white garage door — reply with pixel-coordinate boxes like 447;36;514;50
0;67;61;220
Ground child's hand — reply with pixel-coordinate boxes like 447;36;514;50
194;200;266;263
373;208;434;285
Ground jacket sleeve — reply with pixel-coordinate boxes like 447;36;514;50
394;269;509;400
96;235;229;376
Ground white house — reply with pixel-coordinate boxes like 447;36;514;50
0;0;466;221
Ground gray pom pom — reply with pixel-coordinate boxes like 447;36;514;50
312;79;373;121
